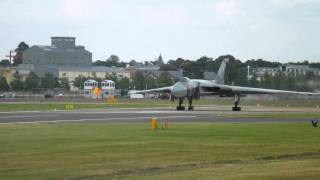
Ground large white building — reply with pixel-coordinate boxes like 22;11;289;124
250;64;320;81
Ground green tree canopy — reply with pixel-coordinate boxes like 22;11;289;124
25;72;40;90
0;76;9;91
0;59;10;66
73;76;88;90
40;73;59;89
132;71;146;90
159;72;173;87
11;71;24;91
59;78;70;90
13;42;29;65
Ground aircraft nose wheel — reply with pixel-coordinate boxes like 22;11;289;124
232;107;241;111
188;106;194;111
232;94;241;111
177;106;185;111
176;97;186;111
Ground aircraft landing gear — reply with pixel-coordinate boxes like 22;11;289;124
232;94;241;111
177;97;185;111
187;96;194;111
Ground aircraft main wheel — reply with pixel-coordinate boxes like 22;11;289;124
177;106;185;111
188;106;194;111
232;107;241;111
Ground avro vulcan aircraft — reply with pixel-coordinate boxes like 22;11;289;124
134;59;320;111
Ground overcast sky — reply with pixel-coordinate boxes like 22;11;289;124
0;0;319;63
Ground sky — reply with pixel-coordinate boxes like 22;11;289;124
0;0;319;63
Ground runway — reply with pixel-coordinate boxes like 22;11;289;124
0;106;318;124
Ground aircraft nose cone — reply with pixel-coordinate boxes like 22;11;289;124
172;82;187;97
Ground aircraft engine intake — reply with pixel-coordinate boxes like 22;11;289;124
172;82;188;97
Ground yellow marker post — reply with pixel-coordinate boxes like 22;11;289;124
151;118;158;130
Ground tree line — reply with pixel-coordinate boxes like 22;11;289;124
1;41;320;92
92;54;320;91
0;72;68;92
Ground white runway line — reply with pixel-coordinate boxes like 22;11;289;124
0;115;58;119
0;115;197;124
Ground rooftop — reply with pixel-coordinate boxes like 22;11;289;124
41;65;129;73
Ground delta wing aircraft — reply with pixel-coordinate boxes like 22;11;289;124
134;59;320;111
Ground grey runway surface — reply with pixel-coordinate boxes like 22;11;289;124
0;106;318;124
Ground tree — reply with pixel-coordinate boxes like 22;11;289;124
0;76;9;91
248;75;259;87
11;71;24;91
107;55;120;63
0;59;10;66
117;77;130;90
13;42;29;65
40;73;59;89
104;55;125;67
145;75;155;89
159;72;173;87
93;55;126;67
17;42;29;51
132;71;146;90
73;76;87;90
105;73;118;82
129;59;139;66
59;78;70;90
181;61;201;78
245;59;281;68
160;64;178;71
25;72;40;90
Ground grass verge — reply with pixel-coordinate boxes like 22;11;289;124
0;122;320;179
1;98;320;112
225;113;320;119
0;101;173;112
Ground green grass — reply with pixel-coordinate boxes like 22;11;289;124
0;98;319;112
0;122;320;179
0;100;173;112
225;113;320;119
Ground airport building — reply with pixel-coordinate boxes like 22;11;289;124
250;64;320;81
9;37;131;90
23;37;92;66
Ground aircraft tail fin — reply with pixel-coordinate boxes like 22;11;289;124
215;58;228;84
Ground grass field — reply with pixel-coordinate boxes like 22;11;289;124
0;100;173;112
1;122;320;179
225;113;320;119
0;98;319;112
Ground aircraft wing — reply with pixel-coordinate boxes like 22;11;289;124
131;86;173;94
215;84;320;95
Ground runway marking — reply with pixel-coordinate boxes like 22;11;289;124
0;115;197;124
0;115;58;119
